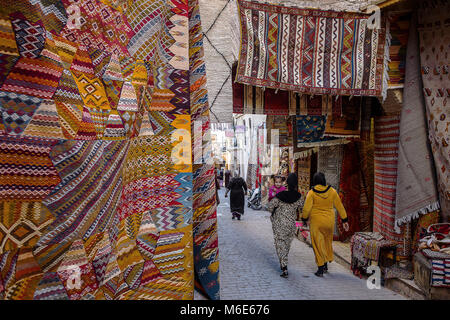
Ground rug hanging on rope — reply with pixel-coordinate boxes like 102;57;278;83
395;12;440;231
235;0;388;97
418;0;450;221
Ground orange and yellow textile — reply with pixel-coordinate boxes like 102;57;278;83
0;0;219;300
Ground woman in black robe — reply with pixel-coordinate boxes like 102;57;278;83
224;170;231;189
225;171;247;220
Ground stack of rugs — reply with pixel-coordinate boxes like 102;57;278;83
0;0;219;300
350;232;396;276
421;250;450;288
418;223;450;288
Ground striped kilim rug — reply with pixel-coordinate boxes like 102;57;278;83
373;115;409;258
235;0;388;96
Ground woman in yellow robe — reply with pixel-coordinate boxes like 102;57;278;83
301;172;349;277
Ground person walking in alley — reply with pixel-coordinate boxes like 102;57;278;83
224;169;231;190
215;169;220;206
267;173;303;278
218;167;224;187
301;172;349;277
268;175;286;202
225;171;247;220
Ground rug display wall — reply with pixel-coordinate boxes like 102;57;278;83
0;0;219;300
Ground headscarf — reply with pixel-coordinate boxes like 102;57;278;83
275;173;302;203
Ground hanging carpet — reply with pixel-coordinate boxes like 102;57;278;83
387;12;411;88
418;0;450;221
395;12;440;231
0;0;219;301
373;115;410;259
235;0;388;96
337;142;361;241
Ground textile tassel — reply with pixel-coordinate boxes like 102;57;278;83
294;147;319;160
394;200;441;233
297;138;351;148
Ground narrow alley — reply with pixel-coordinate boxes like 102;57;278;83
214;188;406;300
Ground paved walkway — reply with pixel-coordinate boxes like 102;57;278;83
206;188;406;300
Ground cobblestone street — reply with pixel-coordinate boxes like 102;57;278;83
209;188;406;300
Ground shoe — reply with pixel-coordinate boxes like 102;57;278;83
232;213;235;220
280;270;288;278
324;263;328;274
237;215;241;221
314;265;324;277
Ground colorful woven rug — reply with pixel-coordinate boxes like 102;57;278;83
395;13;440;231
296;115;346;147
351;232;395;274
373;115;409;258
324;96;362;138
358;110;375;232
268;115;291;147
0;0;218;301
387;12;411;88
235;0;387;96
431;258;450;288
337;142;361;241
412;210;440;254
418;1;450;221
189;1;220;300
